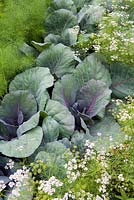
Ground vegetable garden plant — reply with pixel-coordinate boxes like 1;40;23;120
0;0;134;199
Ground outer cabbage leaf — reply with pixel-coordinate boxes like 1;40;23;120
78;5;105;32
44;26;79;46
110;62;134;98
78;5;105;24
20;42;38;57
9;67;54;100
31;41;51;52
60;26;79;46
50;0;77;13
43;100;75;138
44;34;61;44
0;176;9;185
36;44;77;78
45;9;78;35
73;0;91;9
90;117;124;151
0;127;43;158
75;54;111;87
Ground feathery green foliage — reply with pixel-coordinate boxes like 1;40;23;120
0;0;51;43
0;0;51;96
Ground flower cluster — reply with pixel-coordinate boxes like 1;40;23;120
98;171;111;194
5;159;14;170
53;192;106;200
115;108;132;121
64;158;80;183
112;96;134;136
111;0;134;11
38;176;63;196
53;191;76;200
8;166;30;198
84;140;95;160
76;0;134;65
92;10;134;65
64;141;96;183
96;151;110;199
53;190;94;200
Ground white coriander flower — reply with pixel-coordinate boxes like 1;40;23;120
118;174;124;181
8;182;15;188
38;176;63;195
0;180;6;192
5;159;14;170
109;136;113;141
96;195;103;200
97;132;102;136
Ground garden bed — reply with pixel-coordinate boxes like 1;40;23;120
0;0;134;199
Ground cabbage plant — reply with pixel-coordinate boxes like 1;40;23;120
53;54;112;131
45;9;78;35
0;67;54;158
0;66;75;158
0;91;43;158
